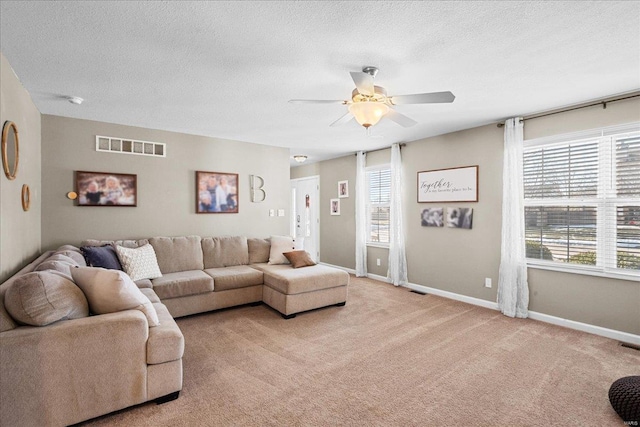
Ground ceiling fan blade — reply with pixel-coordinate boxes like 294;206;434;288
288;99;346;104
350;71;374;96
385;108;418;127
390;91;455;105
330;112;354;127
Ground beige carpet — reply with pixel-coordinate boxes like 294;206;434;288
84;276;637;426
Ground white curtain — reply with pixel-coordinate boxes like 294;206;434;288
388;143;408;286
355;151;368;277
497;117;529;318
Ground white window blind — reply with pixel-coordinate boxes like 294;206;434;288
366;167;391;245
523;123;640;279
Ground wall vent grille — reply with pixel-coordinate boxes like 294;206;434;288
95;135;166;158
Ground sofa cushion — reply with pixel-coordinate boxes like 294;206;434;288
71;267;160;327
268;235;295;265
53;249;87;266
80;245;123;270
116;244;163;281
33;259;74;279
147;303;184;364
204;265;264;291
151;270;214;299
140;287;161;304
44;254;80;266
135;278;153;289
149;236;204;274
0;251;56;332
256;264;349;295
248;238;271;264
4;271;89;326
283;250;316;269
202;236;249;268
82;238;149;249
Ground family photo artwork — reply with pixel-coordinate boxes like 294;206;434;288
421;207;473;229
421;207;444;227
330;198;340;215
338;180;349;198
75;171;137;206
447;207;473;229
196;171;239;214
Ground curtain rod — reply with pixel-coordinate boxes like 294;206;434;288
496;92;640;127
354;143;406;156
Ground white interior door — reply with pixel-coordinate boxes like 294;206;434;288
290;176;320;262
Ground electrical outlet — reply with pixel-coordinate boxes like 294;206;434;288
269;209;275;217
277;209;285;217
376;258;381;266
485;278;492;288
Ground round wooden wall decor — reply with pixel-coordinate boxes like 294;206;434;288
21;184;30;211
2;121;19;180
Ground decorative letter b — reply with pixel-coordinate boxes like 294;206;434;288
250;175;266;203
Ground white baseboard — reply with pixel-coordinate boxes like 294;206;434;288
526;311;640;346
320;263;355;275
367;272;390;283
321;262;639;346
404;281;501;311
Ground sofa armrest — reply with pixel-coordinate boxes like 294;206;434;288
0;310;150;427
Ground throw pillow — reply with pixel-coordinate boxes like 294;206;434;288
283;250;317;269
115;244;162;281
268;235;295;265
81;245;123;270
4;271;89;326
71;267;160;327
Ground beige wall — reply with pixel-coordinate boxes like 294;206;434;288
403;124;504;302
290;162;319;179
292;97;640;334
0;53;41;282
318;155;356;267
41;115;290;249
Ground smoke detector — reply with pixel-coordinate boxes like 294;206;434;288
67;96;84;105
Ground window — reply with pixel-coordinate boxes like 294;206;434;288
366;166;391;245
523;123;640;279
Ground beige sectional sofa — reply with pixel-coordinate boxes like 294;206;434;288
0;235;349;426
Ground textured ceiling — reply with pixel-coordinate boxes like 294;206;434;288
1;1;639;166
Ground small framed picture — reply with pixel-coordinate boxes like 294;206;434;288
421;207;444;227
338;180;349;198
196;171;239;214
330;198;340;215
75;171;137;206
447;207;473;229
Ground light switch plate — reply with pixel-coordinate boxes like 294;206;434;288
278;209;285;217
269;209;275;217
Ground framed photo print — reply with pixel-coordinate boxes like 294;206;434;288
421;207;444;227
196;171;239;213
330;198;340;215
338;180;349;198
75;171;137;206
447;207;473;229
417;165;478;203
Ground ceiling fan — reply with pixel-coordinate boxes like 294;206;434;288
289;66;455;129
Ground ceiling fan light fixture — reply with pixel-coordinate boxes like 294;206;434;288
293;155;308;163
348;101;389;128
